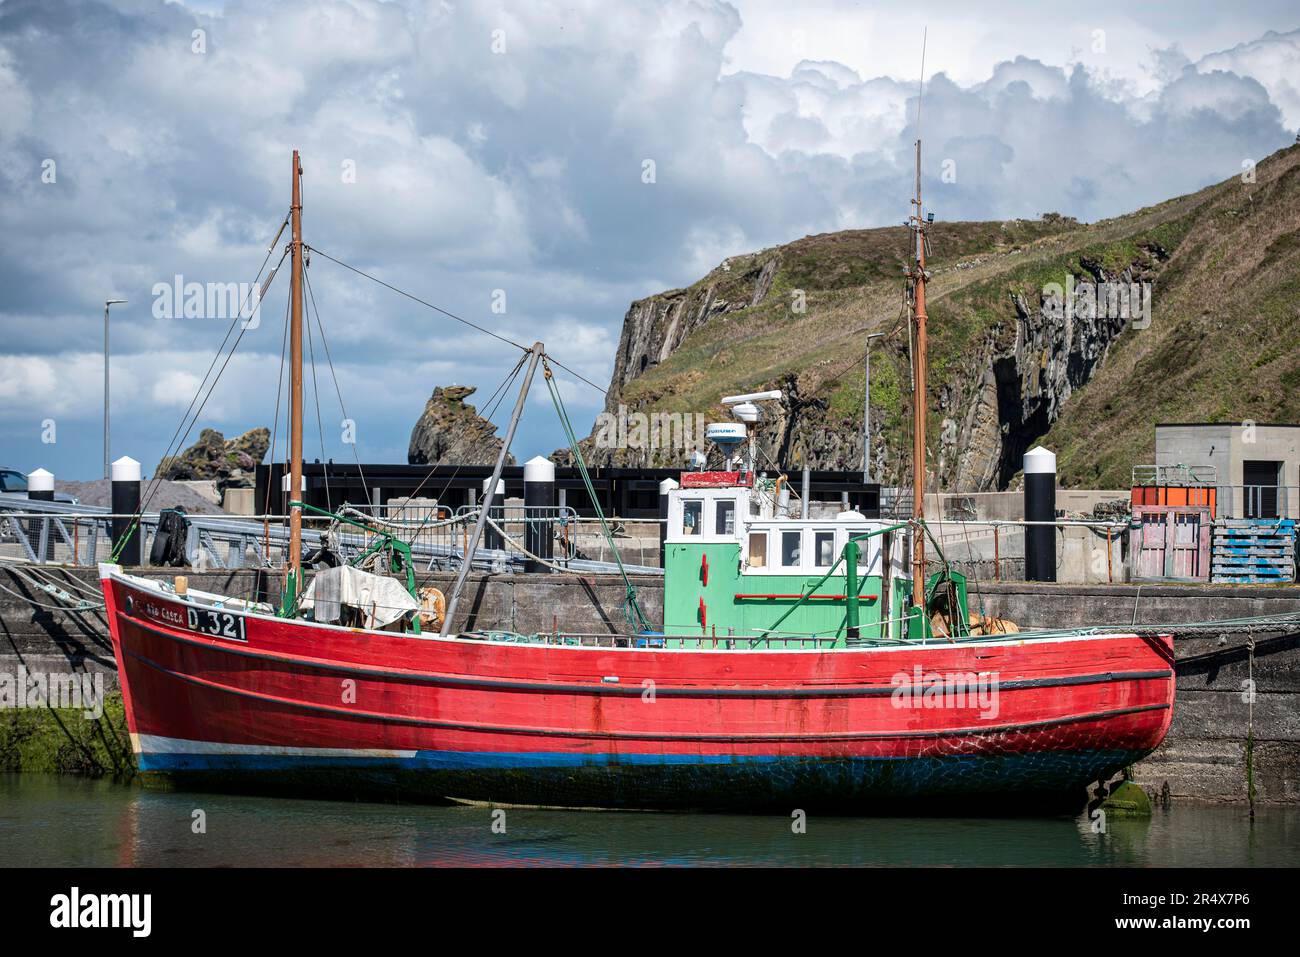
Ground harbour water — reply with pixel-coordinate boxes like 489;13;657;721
2;774;1297;867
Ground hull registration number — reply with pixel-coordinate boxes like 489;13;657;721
186;607;247;642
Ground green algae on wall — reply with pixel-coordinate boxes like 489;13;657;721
0;692;135;779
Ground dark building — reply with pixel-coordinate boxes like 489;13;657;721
256;462;880;520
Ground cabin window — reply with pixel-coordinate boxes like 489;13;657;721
780;530;802;567
814;530;836;567
748;532;767;568
715;499;736;536
681;500;702;536
849;528;872;568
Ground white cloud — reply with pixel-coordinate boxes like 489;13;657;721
1195;29;1300;129
0;1;1297;478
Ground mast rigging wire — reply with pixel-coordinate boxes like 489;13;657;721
112;226;290;561
304;245;531;354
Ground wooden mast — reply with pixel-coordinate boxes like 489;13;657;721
910;138;927;598
908;31;929;618
288;150;304;600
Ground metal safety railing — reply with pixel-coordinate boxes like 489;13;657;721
1132;464;1218;487
0;497;663;576
1216;485;1300;521
922;517;1130;584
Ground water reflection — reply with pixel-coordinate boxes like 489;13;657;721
2;775;1295;868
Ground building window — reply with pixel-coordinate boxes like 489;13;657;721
682;500;702;535
780;530;802;567
850;528;871;561
814;530;836;567
715;499;736;536
748;532;767;568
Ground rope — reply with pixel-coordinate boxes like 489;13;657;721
484;515;577;575
0;567;104;611
543;354;609;398
303;264;372;506
262;282;292;562
114;229;289;560
305;245;531;354
302;257;331;513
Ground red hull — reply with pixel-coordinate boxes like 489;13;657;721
104;570;1175;811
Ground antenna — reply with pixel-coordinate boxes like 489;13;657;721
916;27;927;136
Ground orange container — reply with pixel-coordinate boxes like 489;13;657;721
1130;486;1216;517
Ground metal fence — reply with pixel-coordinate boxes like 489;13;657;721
0;498;662;575
1217;485;1300;521
6;496;1290;585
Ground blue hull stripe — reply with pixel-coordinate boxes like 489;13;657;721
138;747;1142;774
136;748;1149;806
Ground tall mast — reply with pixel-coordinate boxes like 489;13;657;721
288;150;304;597
910;138;927;594
908;31;929;607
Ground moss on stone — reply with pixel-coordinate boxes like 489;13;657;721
0;691;135;779
1101;780;1153;818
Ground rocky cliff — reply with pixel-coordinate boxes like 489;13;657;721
408;385;515;466
575;144;1300;489
156;427;269;492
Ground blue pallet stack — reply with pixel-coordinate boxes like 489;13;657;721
1210;518;1297;584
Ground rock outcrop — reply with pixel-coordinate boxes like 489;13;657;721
156;427;269;491
408;385;515;466
939;246;1168;489
604;252;780;415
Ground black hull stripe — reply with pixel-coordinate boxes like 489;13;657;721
119;613;1172;700
122;646;1170;745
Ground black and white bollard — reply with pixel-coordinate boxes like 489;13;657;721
482;476;505;552
658;478;678;568
111;456;142;566
27;468;54;561
1024;446;1057;582
523;456;555;573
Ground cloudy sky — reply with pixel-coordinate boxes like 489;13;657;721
1;0;1298;480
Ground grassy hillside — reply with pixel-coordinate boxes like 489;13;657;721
595;144;1300;489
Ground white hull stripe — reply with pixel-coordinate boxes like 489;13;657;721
133;733;416;759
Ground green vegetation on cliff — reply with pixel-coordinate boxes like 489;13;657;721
593;144;1300;489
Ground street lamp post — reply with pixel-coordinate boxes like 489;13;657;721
104;299;127;479
863;332;885;484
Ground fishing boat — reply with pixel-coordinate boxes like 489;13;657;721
100;146;1174;814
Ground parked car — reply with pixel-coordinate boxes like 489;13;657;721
0;468;79;504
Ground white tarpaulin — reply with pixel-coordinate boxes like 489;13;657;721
300;564;420;628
